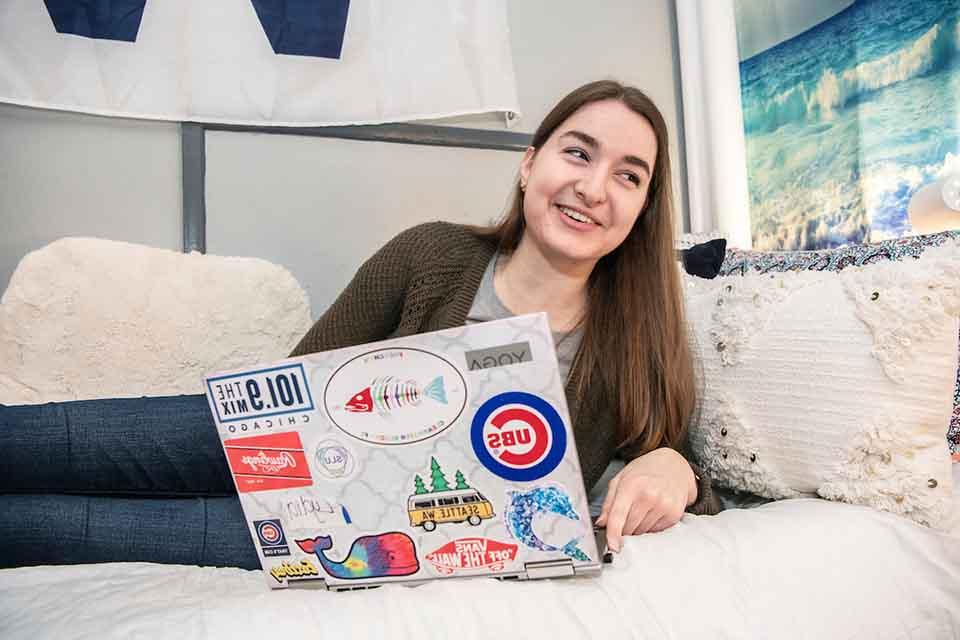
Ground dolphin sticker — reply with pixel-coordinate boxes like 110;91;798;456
504;485;591;562
295;532;420;579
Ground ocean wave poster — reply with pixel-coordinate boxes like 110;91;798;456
735;0;960;250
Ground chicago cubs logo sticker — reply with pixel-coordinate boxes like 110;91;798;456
254;518;290;557
470;392;567;482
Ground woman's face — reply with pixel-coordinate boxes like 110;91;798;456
518;99;658;270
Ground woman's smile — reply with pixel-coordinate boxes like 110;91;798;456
556;204;600;227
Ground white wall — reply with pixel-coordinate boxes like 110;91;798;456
1;0;689;317
205;133;520;316
0;103;182;295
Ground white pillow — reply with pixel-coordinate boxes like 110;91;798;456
685;239;960;529
0;237;313;404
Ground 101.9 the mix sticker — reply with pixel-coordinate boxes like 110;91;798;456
207;363;315;423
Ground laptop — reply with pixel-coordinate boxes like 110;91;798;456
203;312;604;591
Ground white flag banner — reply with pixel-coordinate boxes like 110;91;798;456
0;0;521;126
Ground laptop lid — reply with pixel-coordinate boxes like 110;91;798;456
204;312;602;590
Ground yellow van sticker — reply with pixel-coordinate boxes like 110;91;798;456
407;457;495;532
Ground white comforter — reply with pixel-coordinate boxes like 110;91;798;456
3;486;959;640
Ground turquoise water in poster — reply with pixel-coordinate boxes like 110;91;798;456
739;0;960;250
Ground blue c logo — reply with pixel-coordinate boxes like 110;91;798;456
471;392;567;482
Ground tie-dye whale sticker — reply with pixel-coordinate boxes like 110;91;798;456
295;532;420;580
504;484;591;562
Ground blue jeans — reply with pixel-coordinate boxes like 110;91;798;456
2;494;258;569
0;395;257;569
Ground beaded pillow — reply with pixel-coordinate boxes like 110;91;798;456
719;230;960;461
684;235;960;529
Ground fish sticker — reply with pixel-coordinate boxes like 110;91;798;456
295;532;420;580
323;348;468;445
504;485;591;562
345;375;447;413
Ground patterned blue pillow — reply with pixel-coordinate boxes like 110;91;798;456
717;230;960;459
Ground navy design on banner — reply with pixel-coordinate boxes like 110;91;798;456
249;0;350;58
43;0;350;59
44;0;147;42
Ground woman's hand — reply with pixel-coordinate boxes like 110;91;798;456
595;448;697;552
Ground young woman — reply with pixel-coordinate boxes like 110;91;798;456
290;80;719;552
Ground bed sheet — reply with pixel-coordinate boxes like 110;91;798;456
2;481;958;640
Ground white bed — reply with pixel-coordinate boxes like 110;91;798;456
3;471;958;640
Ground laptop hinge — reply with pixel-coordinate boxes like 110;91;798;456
286;579;382;592
329;583;381;593
524;559;575;580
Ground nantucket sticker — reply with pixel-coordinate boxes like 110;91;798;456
470;391;567;482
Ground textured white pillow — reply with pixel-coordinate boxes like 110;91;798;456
685;240;960;529
0;237;313;404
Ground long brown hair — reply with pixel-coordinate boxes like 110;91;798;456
476;79;696;455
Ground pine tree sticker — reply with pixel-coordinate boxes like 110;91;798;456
454;470;469;490
430;456;450;492
413;474;428;495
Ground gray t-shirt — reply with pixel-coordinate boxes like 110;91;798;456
468;254;616;515
465;254;583;382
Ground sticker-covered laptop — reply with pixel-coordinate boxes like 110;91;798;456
203;312;602;590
